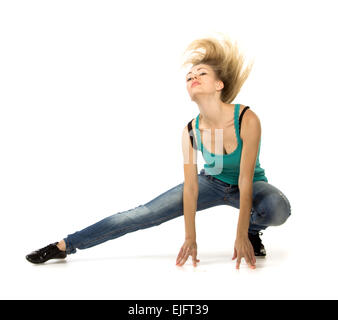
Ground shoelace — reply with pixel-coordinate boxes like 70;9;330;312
36;243;57;255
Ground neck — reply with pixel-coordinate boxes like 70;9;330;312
196;96;233;128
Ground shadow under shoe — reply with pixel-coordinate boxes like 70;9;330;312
26;242;67;264
248;231;266;257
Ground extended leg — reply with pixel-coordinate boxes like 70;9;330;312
63;172;226;255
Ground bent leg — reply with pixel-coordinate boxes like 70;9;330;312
223;180;292;235
64;171;226;254
248;181;292;234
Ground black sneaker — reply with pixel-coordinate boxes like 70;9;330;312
248;231;266;257
26;242;67;264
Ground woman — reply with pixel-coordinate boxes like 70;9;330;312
26;35;291;270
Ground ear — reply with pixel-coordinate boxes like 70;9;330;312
216;80;224;90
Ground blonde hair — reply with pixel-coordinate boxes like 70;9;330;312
181;34;254;104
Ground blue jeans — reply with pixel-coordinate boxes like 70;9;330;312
64;169;291;255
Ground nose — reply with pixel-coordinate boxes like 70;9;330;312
191;74;201;84
187;71;200;85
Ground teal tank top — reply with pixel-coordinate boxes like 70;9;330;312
195;103;268;185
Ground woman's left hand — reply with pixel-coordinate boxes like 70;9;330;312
232;236;256;269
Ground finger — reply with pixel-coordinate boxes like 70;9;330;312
176;251;186;265
176;248;184;264
249;245;256;265
177;254;186;266
192;250;198;267
251;253;256;267
176;249;186;265
244;255;253;268
177;248;190;266
176;254;183;265
232;248;237;260
236;255;241;269
178;246;189;261
249;249;256;266
178;255;189;266
245;254;256;269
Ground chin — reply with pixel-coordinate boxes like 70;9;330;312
190;95;199;103
190;91;205;101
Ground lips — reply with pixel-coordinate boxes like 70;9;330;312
191;81;201;88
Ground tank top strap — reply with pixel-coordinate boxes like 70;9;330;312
196;105;242;152
195;114;203;152
234;104;241;143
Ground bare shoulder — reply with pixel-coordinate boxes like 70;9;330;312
239;105;261;139
187;118;198;136
181;122;198;163
182;122;198;189
182;118;197;137
239;104;258;118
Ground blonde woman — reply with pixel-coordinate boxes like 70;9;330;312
26;35;291;269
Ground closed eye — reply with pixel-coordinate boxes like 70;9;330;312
186;72;207;82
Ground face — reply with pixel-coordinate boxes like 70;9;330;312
185;64;223;101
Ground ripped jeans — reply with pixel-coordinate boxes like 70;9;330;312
64;169;291;255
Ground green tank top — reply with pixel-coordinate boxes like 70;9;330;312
195;103;268;185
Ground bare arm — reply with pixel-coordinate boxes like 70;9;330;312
237;110;262;237
232;109;261;269
176;124;200;267
181;124;198;240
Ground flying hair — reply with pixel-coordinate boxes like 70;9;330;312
181;33;254;103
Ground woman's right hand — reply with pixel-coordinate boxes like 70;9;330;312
176;239;200;267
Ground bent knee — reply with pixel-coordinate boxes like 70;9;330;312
269;192;292;225
257;192;291;226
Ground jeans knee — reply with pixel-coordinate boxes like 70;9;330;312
270;192;291;226
274;208;291;226
256;192;291;226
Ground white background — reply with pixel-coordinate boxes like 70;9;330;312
1;0;337;299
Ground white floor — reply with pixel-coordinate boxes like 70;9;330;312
2;206;336;300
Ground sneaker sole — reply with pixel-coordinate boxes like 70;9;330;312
25;254;67;264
